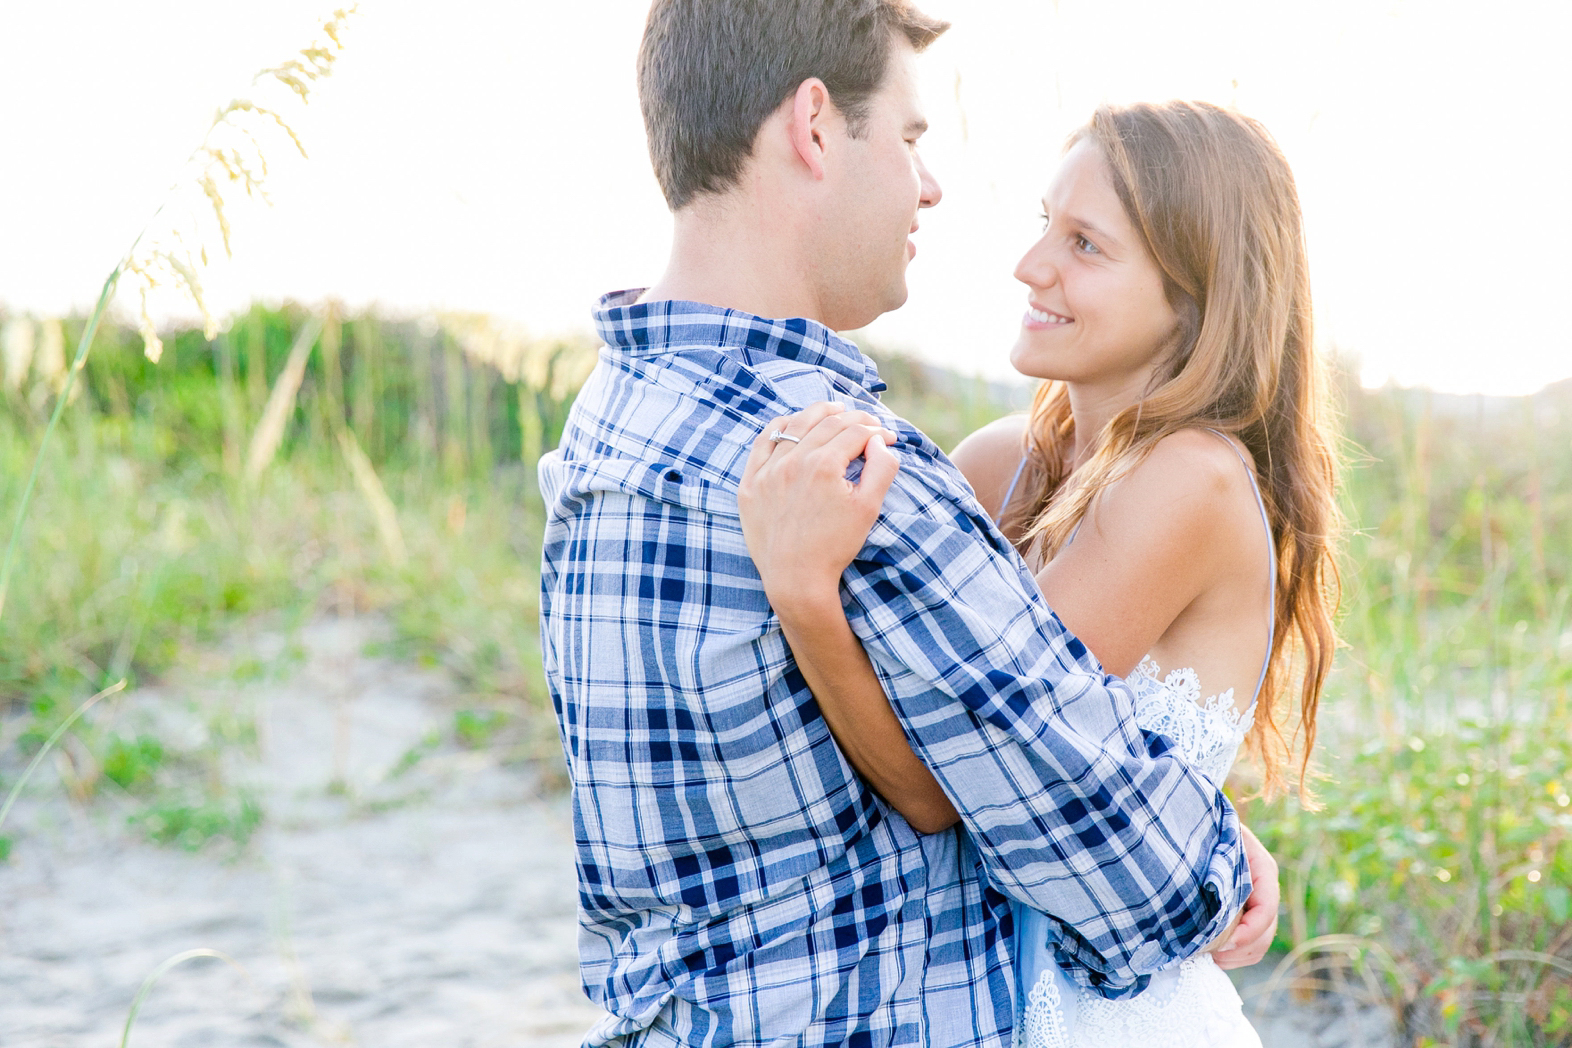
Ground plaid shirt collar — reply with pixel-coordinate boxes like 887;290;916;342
593;289;889;395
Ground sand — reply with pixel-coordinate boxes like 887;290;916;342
1;616;603;1047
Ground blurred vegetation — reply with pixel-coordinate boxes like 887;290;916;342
1245;375;1572;1046
1;304;1568;1044
0;304;593;859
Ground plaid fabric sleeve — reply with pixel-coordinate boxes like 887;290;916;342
839;457;1252;999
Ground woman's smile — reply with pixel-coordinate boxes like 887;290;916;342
1024;304;1073;328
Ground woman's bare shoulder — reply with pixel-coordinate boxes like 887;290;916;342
1135;427;1252;492
949;414;1032;518
1095;427;1259;551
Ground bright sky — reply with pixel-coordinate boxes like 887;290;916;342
2;0;1567;394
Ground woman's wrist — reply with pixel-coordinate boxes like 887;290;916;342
765;574;846;628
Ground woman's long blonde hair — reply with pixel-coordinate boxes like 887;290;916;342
1002;101;1340;800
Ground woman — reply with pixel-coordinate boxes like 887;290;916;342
736;101;1340;1047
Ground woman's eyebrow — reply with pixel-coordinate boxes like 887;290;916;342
1041;203;1123;248
1064;213;1122;247
1066;214;1112;239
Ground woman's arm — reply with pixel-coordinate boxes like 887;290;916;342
738;403;959;833
772;584;960;833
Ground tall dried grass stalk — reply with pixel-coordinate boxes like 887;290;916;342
35;318;66;394
123;7;358;362
336;426;408;567
1;317;33;391
244;316;324;484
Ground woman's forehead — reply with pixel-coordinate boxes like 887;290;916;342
1044;142;1125;229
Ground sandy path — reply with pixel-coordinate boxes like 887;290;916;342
0;615;1392;1048
1;616;605;1047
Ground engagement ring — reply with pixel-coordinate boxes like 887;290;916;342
770;430;801;444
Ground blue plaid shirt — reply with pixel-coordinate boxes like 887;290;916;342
538;292;1249;1048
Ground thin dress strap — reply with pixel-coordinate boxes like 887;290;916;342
996;452;1030;523
1203;428;1278;705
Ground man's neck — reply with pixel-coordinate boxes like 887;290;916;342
642;194;830;326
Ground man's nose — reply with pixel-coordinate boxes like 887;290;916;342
916;155;942;209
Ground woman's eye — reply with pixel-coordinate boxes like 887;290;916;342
1039;212;1051;231
1075;234;1100;254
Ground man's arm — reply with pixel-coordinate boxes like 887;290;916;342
770;581;1290;966
776;588;960;833
738;404;1251;994
739;408;1281;974
838;464;1250;996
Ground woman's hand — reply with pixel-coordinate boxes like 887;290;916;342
1210;822;1281;968
738;402;899;607
738;402;956;833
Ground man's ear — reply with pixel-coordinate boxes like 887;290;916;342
787;78;833;181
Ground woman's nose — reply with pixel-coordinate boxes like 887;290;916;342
1014;236;1059;289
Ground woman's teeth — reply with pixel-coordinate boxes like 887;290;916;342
1029;308;1070;325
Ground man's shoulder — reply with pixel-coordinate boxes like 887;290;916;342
538;347;848;514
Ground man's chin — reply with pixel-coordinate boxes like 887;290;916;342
838;287;910;333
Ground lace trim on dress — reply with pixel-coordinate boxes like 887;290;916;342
1019;952;1260;1048
1126;657;1255;788
1017;971;1071;1048
1083;955;1259;1047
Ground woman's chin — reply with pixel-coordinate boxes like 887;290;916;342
1009;338;1066;382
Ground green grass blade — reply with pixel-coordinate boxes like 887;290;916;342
119;947;247;1048
0;264;124;622
0;678;126;833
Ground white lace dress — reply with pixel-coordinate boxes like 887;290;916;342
999;429;1272;1048
1012;658;1262;1048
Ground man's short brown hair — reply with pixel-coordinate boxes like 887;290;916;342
638;0;949;211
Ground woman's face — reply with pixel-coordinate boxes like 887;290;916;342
1010;139;1179;390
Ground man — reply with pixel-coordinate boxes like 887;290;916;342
537;2;1277;1045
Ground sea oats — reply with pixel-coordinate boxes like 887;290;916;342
440;313;598;397
337;426;408;567
122;5;359;361
35;318;66;393
0;6;360;623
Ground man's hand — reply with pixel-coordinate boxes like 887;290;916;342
1211;822;1280;969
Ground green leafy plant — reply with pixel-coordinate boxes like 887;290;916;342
454;708;508;750
133;793;264;851
102;734;168;792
